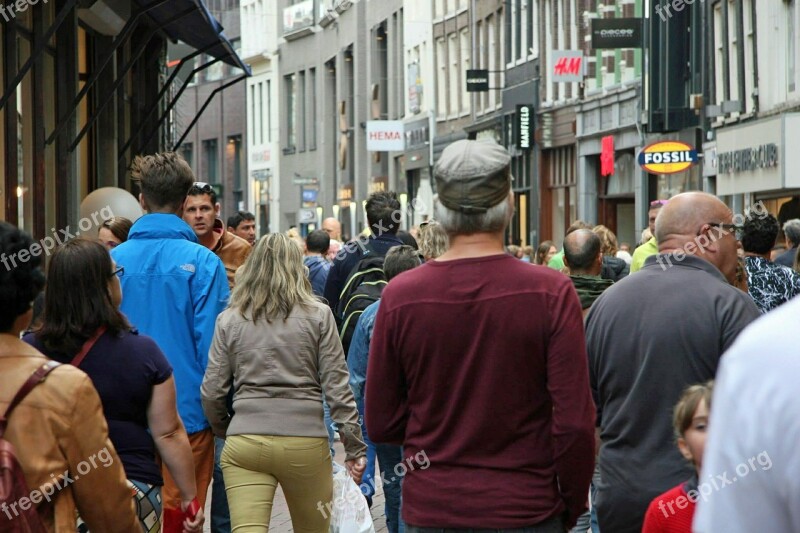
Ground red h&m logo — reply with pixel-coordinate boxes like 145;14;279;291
553;56;582;76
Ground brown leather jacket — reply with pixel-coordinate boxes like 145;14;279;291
0;346;140;532
211;219;251;289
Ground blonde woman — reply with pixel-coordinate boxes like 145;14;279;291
201;233;367;532
417;220;449;261
593;224;629;281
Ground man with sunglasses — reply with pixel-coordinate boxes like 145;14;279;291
184;182;251;291
584;192;760;533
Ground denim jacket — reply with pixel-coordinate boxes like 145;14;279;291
347;300;381;406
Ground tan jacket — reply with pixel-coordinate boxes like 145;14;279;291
201;300;367;460
0;348;139;532
211;219;251;289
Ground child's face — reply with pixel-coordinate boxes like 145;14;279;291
678;398;709;471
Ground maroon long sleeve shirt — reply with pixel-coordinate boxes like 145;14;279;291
365;254;595;529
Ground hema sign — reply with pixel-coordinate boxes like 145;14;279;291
367;121;405;152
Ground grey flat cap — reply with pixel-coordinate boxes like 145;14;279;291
434;139;512;214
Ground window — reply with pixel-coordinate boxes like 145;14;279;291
202;139;218;183
250;84;257;146
714;3;726;105
727;0;739;106
285;74;297;149
790;0;797;93
228;135;243;194
265;80;272;142
436;37;447;118
181;143;194;169
460;28;471;114
448;33;459;116
309;68;317;150
488;14;497;108
434;0;444;18
298;71;306;150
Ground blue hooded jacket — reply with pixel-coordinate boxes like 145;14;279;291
111;214;230;433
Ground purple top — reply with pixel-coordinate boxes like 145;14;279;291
24;329;172;486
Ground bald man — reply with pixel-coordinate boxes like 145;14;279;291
584;192;760;533
563;229;613;317
322;217;342;242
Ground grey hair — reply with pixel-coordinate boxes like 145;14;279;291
783;219;800;247
434;192;514;236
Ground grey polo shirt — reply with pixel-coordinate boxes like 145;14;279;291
585;254;760;524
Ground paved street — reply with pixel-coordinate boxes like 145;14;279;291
204;441;389;532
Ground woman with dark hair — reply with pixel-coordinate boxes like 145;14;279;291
98;216;133;249
0;223;140;532
24;238;203;533
535;240;557;265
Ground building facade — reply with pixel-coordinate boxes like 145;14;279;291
708;0;800;220
273;0;405;240
174;0;248;221
0;0;247;237
241;0;281;235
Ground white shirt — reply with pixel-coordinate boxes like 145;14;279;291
693;297;800;532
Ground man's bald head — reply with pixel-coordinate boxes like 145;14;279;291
655;192;731;245
563;229;603;276
655;192;739;283
322;217;342;241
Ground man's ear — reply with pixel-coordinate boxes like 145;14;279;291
138;193;148;213
215;202;221;216
596;251;604;265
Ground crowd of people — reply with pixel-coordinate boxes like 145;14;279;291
1;140;799;533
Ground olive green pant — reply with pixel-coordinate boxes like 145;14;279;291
221;434;333;533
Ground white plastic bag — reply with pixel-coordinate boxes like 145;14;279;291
329;462;375;533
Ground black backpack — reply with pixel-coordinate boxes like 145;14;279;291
336;244;387;357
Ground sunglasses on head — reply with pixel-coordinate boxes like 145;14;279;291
190;182;214;194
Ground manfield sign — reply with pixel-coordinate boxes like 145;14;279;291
516;105;533;150
638;141;698;174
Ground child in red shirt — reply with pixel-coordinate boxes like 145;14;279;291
642;381;713;533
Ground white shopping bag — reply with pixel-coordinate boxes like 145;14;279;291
329;462;376;533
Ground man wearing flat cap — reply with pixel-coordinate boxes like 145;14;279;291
366;139;595;532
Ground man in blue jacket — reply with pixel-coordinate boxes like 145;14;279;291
111;152;229;530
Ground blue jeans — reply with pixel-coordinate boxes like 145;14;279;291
323;397;336;457
406;514;565;533
354;397;377;504
375;443;405;533
211;436;231;533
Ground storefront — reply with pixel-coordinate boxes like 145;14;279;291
576;86;642;246
399;116;434;226
538;106;577;247
715;114;800;222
